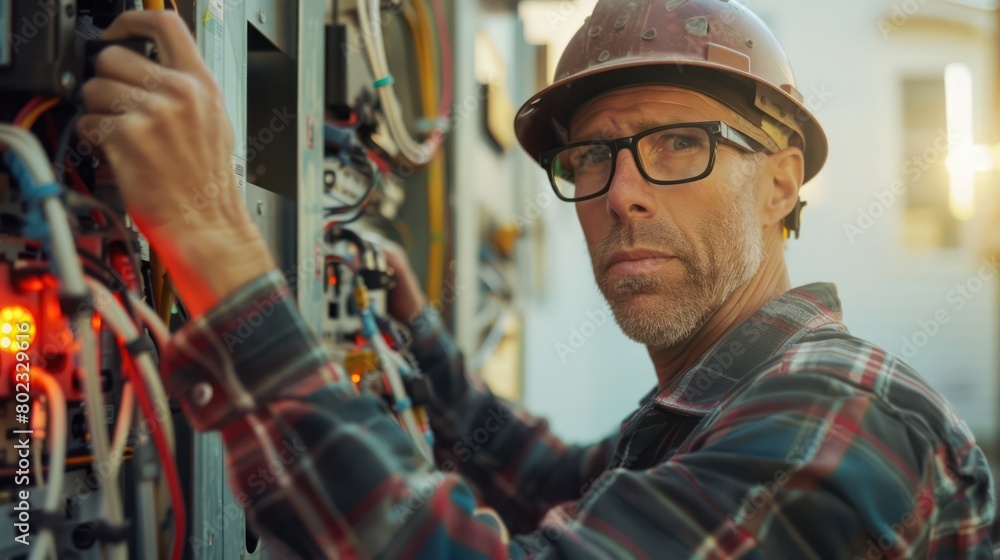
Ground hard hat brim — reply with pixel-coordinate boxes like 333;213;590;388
514;59;828;185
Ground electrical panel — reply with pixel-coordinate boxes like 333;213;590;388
0;0;455;557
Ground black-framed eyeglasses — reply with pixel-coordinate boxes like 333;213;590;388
540;121;770;202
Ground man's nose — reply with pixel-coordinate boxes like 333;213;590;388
605;148;657;221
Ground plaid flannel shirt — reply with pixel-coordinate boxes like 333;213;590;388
162;271;999;559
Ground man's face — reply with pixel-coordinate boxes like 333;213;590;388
571;85;767;349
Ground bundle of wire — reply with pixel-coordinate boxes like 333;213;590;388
1;125;185;560
86;278;184;560
323;124;382;224
1;125;127;560
324;167;380;224
354;279;434;463
6;4;181;558
401;0;452;304
357;0;452;167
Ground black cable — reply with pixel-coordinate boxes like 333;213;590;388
141;263;157;315
64;191;143;292
77;248;125;287
323;157;379;219
324;205;368;225
78;247;142;328
52;109;83;185
325;178;377;216
325;225;369;260
0;223;23;237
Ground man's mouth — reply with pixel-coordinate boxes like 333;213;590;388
605;249;677;275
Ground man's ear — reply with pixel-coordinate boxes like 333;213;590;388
761;146;805;230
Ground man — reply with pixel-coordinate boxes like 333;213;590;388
80;1;998;558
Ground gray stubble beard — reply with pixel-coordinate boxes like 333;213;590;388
592;173;766;349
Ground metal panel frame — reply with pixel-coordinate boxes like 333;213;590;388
293;0;327;336
190;0;324;557
193;2;248;557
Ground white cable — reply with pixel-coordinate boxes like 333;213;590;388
370;332;433;462
0;124;124;560
0;126;52;181
109;383;135;481
136;478;160;559
33;399;46;488
89;279;178;560
87;278;175;453
29;369;66;560
357;0;439;166
78;317;127;560
126;290;178;445
127;291;171;351
83;288;137;496
126;292;177;448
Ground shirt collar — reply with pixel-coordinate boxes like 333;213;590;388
650;282;846;417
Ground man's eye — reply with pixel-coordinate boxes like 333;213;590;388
570;147;606;168
671;136;697;150
644;130;708;155
582;147;610;164
656;134;699;151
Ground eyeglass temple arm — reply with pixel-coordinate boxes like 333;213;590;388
719;122;766;153
719;123;806;238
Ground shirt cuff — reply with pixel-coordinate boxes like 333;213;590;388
404;306;455;369
406;306;447;346
161;269;347;431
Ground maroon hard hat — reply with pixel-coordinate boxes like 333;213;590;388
514;0;828;184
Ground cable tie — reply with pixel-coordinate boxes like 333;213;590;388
125;332;156;356
82;519;132;544
4;152;63;242
393;396;412;413
27;509;65;530
373;74;395;89
415;117;450;134
21;181;61;202
21;206;49;240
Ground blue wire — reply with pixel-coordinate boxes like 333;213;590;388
2;150;61;242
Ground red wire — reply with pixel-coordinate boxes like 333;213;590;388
12;96;42;125
66;166;90;194
428;0;453;116
126;353;186;560
326;112;358;128
368;152;391;174
109;245;140;292
325;254;359;273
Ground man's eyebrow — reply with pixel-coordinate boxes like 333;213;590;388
632;117;678;135
571;117;685;142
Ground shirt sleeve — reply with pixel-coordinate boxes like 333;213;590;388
405;306;620;533
512;369;995;559
161;271;509;558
